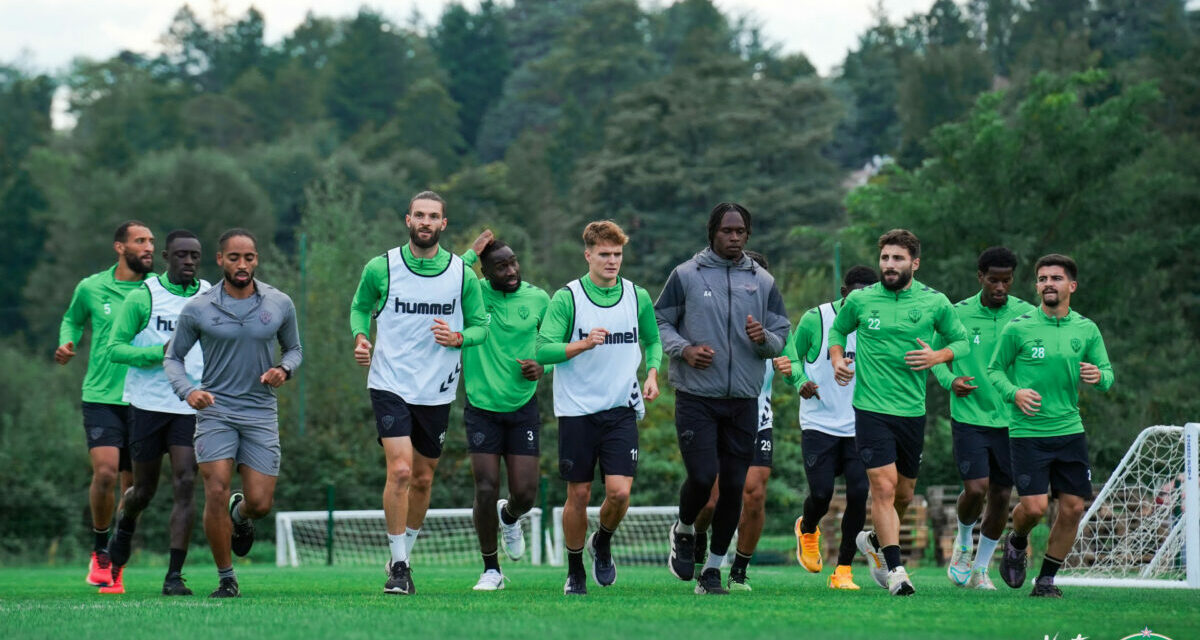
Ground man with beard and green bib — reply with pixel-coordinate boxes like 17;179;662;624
351;191;489;595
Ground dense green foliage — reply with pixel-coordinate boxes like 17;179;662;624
1;0;1197;561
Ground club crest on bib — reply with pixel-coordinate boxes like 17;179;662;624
907;308;922;323
1071;338;1082;353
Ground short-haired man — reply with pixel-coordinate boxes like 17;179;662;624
536;220;661;596
829;228;969;596
656;203;790;595
990;254;1114;598
932;247;1034;590
351;191;489;595
164;228;302;598
56;220;154;587
775;265;879;591
105;230;211;595
459;230;551;591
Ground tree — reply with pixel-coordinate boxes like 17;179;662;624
432;1;512;148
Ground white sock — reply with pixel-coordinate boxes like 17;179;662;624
703;549;724;572
405;527;421;555
956;519;975;550
973;534;1000;571
231;502;248;524
675;520;695;535
388;533;409;564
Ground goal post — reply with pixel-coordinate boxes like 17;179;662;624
1057;423;1200;589
275;508;542;567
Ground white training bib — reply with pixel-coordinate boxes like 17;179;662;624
756;360;774;432
552;278;645;419
124;277;211;414
367;248;465;405
799;302;857;437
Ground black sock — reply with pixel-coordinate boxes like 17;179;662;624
882;545;903;571
732;550;751;572
1010;532;1029;550
168;548;187;575
1038;554;1063;580
595;524;614;553
500;503;519;526
799;514;818;535
483;551;500;572
93;527;110;552
567;547;584;575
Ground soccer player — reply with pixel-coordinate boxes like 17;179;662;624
690;250;781;591
656;204;790;595
351;191;489;595
164;228;302;598
931;247;1034;590
828;229;969;596
989;254;1113;598
459;230;551;591
56;220;154;587
535;220;661;596
105;230;211;595
774;265;879;591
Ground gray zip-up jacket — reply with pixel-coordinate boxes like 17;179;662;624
655;248;789;399
165;280;302;423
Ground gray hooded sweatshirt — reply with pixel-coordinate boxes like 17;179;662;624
654;247;790;398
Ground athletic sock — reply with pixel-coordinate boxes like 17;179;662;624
956;519;975;550
882;545;903;571
567;546;584;575
703;549;724;572
482;552;500;572
118;513;138;533
595;524;614;554
731;550;752;572
973;534;1000;571
674;519;695;535
799;517;818;535
230;502;248;524
500;503;519;526
1038;554;1064;581
168;548;187;575
93;527;110;552
1010;532;1029;550
217;566;235;581
405;527;421;555
388;533;409;564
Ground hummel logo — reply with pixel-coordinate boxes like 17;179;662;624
438;363;462;393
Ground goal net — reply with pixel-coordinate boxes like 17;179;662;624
1058;423;1200;588
275;508;543;567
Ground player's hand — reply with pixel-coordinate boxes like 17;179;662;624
186;389;215;410
772;356;792;377
260;367;287;388
432;318;464;347
799;381;821;400
904;338;943;371
471;229;494;255
832;356;855;385
354;336;372;367
54;341;76;365
745;315;766;344
518;359;544;381
1014;388;1042;416
682;344;714;369
1080;362;1101;385
643;369;659;402
952;376;979;398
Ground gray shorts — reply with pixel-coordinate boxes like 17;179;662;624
194;413;281;476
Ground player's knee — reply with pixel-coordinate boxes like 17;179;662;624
243;494;273;519
742;484;766;513
473;477;499;504
509;485;538;514
1059;499;1085;523
173;467;196;495
130;483;158;508
409;473;434;494
1023;501;1048;520
387;462;413;488
566;483;591;506
962;479;988;501
845;477;869;504
605;485;631;506
92;464;119;490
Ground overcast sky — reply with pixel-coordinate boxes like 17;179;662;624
1;0;935;78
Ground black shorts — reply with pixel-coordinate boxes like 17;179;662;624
751;428;774;468
464;397;541;456
129;408;196;463
370;389;451;459
802;429;864;481
81;402;132;472
853;408;926;478
674;391;758;462
557;406;638;482
952;420;1013;487
1010;433;1093;499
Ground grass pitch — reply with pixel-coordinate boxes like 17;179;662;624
1;563;1194;640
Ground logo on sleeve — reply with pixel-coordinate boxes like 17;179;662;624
907;308;922;323
1070;338;1082;353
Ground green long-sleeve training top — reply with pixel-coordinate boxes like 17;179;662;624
59;265;151;404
